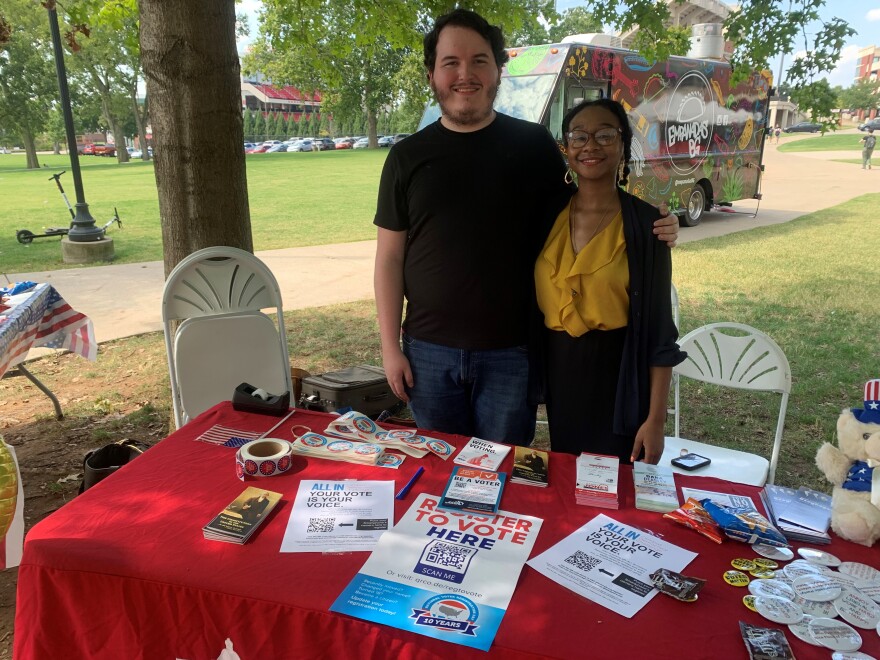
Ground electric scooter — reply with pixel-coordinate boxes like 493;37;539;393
15;171;122;244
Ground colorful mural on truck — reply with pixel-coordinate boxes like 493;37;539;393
495;43;771;224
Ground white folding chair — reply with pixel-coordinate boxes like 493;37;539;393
162;246;293;427
662;322;791;486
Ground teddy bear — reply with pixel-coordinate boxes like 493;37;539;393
815;379;880;547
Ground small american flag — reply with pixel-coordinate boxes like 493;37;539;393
195;425;263;447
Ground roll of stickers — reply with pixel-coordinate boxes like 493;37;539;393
235;438;294;480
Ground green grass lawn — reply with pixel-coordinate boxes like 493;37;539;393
0;149;388;273
778;133;865;152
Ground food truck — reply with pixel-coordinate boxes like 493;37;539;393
420;40;772;226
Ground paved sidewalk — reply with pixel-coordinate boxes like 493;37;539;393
8;131;876;345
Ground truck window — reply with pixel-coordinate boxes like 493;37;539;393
546;81;607;141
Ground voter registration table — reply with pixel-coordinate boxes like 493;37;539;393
0;283;97;418
14;403;880;659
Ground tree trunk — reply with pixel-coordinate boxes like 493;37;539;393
21;127;40;169
367;111;378;147
53;141;60;155
109;115;130;163
131;87;151;162
139;0;251;277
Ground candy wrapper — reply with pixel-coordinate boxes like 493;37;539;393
649;568;705;602
738;622;796;660
700;499;789;548
663;498;725;544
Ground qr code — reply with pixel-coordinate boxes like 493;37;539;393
425;541;475;569
307;517;335;533
564;550;601;572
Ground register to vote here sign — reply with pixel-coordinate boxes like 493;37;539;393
331;494;542;651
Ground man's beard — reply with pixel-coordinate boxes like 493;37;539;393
431;80;498;127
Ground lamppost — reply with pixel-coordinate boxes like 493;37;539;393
45;0;104;243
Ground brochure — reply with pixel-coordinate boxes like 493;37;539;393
632;462;679;512
527;514;697;618
575;453;619;508
330;493;542;651
280;480;394;553
760;485;831;544
453;437;511;471
203;487;283;544
511;446;549;487
438;466;506;515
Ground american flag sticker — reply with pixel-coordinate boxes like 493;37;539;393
195;425;262;447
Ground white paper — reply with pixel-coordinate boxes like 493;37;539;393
280;480;394;552
527;514;697;618
453;438;510;471
680;487;757;511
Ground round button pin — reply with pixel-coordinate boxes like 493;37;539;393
788;614;821;647
754;558;779;569
793;574;843;602
838;562;880;583
808;617;862;652
755;595;804;624
749;578;796;600
743;594;758;612
798;547;842;567
853;580;880;604
752;544;794;561
724;570;750;587
732;558;757;571
784;560;825;580
795;594;838;618
831;652;878;660
750;568;777;579
834;589;880;629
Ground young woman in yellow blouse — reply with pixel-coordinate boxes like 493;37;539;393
534;99;686;464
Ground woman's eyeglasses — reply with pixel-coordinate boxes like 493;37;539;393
566;128;621;148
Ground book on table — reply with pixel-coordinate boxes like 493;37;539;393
453;437;511;472
203;486;283;544
760;484;832;544
511;446;549;487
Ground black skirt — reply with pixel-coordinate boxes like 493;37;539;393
545;326;636;462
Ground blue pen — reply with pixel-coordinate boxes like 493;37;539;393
395;466;425;500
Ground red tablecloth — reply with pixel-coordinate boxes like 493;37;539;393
14;403;880;659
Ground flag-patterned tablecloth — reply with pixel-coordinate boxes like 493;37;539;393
0;283;97;378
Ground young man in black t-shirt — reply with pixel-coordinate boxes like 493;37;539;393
374;9;678;444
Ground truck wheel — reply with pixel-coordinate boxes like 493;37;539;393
683;184;706;227
16;230;35;244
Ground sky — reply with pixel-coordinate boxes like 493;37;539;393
238;1;880;88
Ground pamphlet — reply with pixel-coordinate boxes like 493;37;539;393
527;514;697;618
511;446;549;487
203;487;283;544
453;437;511;471
438;465;506;515
280;480;394;552
575;453;620;508
760;484;832;544
632;462;679;512
330;493;542;651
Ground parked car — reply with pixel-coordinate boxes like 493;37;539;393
82;143;97;155
243;142;255;151
353;137;370;149
266;143;288;153
247;144;270;154
335;138;355;150
377;135;394;147
93;143;117;156
392;133;411;144
289;139;314;152
858;117;880;132
782;122;821;133
315;138;336;151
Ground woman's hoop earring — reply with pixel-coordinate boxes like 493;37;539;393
564;168;574;184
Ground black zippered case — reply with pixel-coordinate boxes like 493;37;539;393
299;365;401;417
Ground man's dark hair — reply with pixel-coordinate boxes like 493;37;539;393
423;8;509;72
562;99;634;187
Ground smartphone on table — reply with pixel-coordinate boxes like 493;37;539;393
671;452;711;471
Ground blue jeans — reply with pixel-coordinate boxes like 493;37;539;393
402;334;536;445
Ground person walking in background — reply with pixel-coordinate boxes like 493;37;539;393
774;126;781;143
534;99;687;464
861;128;875;170
373;9;679;446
